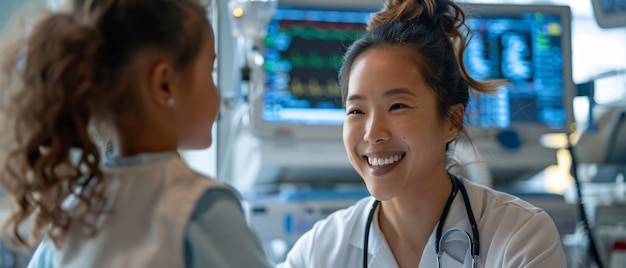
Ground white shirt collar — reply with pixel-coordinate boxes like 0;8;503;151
347;179;485;267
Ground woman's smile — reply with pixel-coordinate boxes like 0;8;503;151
364;152;406;176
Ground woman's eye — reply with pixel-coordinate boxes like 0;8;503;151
390;103;408;111
347;109;363;115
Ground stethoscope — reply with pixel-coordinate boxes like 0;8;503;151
362;175;480;268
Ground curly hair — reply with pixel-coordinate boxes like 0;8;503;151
0;0;210;249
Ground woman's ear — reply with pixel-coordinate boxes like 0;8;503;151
147;62;175;108
445;104;465;142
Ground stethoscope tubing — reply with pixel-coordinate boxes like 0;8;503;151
362;175;479;268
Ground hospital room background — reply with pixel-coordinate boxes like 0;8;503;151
0;0;624;267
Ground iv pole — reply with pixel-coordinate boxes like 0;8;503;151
215;0;277;183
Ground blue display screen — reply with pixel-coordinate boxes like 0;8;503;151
464;12;568;130
599;0;626;15
262;7;372;125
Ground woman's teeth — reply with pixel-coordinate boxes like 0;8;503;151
368;154;402;168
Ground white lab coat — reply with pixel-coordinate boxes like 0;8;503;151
279;179;567;268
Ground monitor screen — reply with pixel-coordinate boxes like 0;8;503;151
252;4;375;139
461;3;574;134
252;2;573;141
457;3;574;177
591;0;626;28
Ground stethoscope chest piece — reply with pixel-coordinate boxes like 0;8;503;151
437;228;478;268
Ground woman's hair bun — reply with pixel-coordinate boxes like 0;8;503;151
368;0;461;34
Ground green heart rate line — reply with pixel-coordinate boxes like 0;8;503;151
279;20;367;31
278;52;343;69
278;25;366;41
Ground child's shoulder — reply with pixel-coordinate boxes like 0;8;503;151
164;156;226;188
165;157;244;206
193;184;243;213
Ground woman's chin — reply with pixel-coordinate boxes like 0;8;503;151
366;184;400;201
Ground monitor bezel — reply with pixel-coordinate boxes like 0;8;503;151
590;0;626;28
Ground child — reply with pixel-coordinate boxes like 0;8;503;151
0;0;272;267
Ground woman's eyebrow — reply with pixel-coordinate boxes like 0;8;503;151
383;88;416;98
347;88;416;102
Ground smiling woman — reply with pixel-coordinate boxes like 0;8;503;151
343;47;455;201
277;0;568;267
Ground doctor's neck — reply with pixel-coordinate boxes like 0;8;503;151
377;170;453;266
378;170;453;228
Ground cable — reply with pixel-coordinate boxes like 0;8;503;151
592;68;626;81
567;133;604;268
362;200;379;268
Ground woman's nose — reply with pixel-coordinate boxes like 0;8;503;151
363;114;390;144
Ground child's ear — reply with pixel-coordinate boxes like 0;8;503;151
445;104;465;143
148;62;174;108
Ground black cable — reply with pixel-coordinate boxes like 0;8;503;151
362;200;379;268
567;134;604;268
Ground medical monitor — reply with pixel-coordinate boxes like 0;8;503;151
460;3;574;138
254;2;574;143
252;0;381;140
591;0;626;28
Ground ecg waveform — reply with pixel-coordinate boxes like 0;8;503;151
280;20;367;31
278;20;366;41
288;78;341;99
279;26;366;41
264;12;370;111
282;52;343;69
